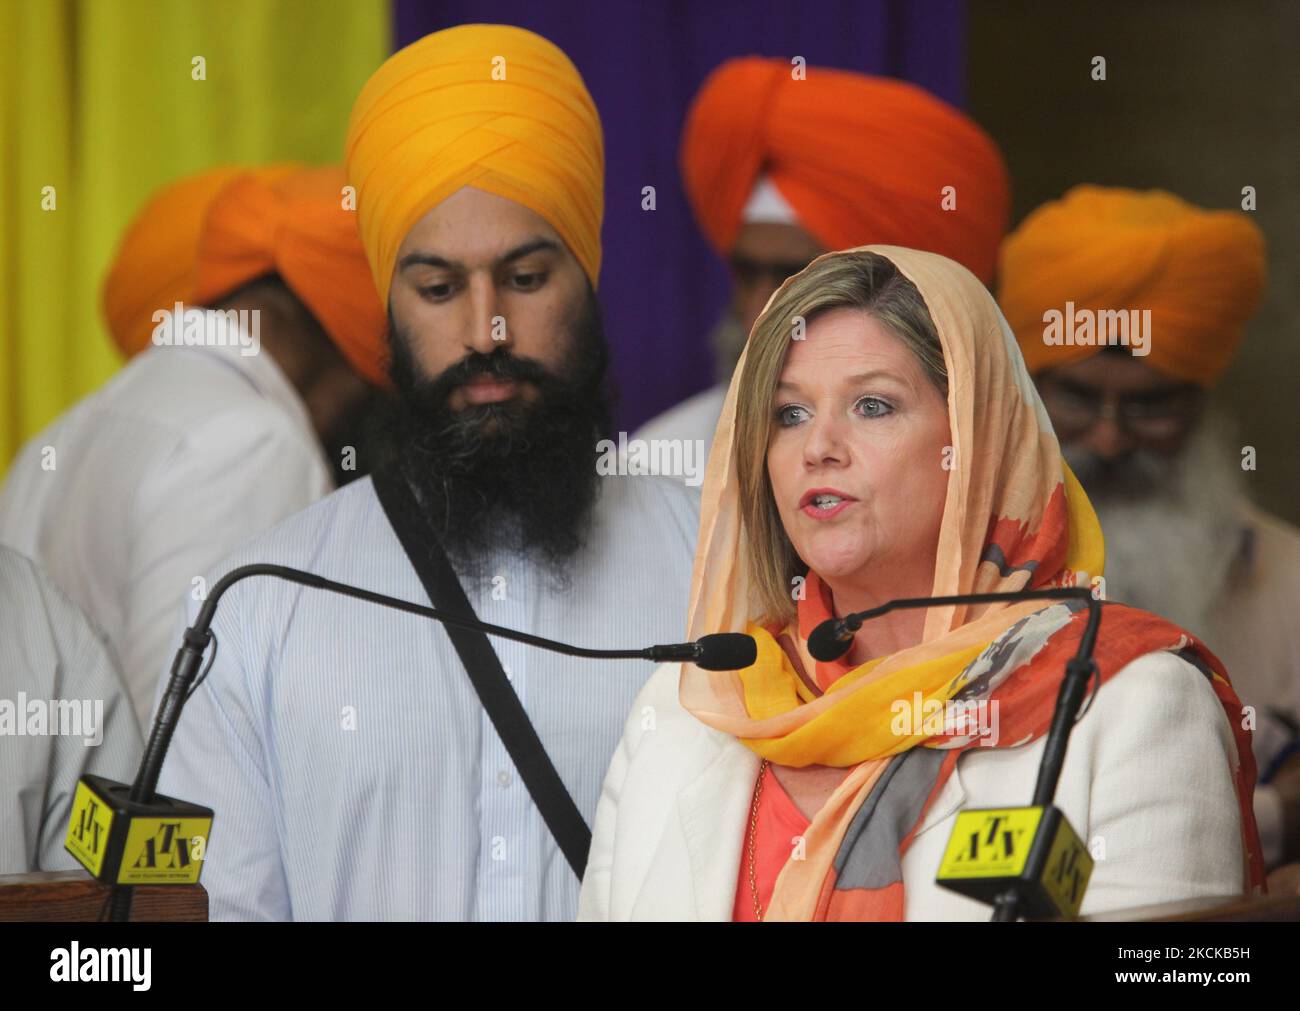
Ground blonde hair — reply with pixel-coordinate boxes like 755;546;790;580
734;251;948;626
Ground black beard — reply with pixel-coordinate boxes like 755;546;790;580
380;290;613;590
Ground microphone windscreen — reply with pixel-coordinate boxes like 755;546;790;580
807;618;853;662
695;633;758;671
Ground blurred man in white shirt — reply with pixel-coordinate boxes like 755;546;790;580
0;166;387;725
0;544;141;874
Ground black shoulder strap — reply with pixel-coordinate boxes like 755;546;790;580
371;463;591;879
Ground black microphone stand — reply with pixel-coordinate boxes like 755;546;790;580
108;563;746;921
814;585;1102;923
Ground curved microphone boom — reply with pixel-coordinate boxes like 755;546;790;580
807;586;1100;662
139;563;755;801
95;563;753;923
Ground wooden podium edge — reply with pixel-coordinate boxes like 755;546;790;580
0;869;208;922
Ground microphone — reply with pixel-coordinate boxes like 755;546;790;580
808;616;856;663
65;562;756;920
650;633;757;671
807;584;1104;922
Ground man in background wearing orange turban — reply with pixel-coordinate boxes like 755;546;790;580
0;164;387;725
999;184;1300;886
155;24;700;922
100;165;247;358
636;56;1010;462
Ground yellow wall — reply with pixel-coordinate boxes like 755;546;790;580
0;0;390;470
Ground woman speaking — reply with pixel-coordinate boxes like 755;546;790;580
579;246;1264;921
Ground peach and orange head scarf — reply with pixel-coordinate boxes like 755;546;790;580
344;24;604;305
682;245;1264;919
192;165;389;387
680;58;1010;284
999;186;1267;386
101;166;248;358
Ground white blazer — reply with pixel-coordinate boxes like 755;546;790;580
578;651;1248;921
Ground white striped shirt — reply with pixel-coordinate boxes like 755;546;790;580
153;472;699;920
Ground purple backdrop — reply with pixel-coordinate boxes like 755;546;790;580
394;0;968;431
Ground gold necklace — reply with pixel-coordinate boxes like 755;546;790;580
747;758;769;921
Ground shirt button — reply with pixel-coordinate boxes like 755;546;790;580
497;770;513;788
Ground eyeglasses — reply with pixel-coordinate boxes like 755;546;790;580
1038;381;1204;440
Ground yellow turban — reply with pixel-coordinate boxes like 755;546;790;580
344;24;604;305
998;185;1267;386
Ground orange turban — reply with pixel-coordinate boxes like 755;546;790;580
101;166;248;358
344;24;604;305
192;165;389;387
998;186;1267;386
679;57;1010;284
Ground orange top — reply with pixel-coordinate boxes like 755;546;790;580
733;763;811;922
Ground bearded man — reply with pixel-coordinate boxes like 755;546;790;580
153;24;699;921
999;185;1300;883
